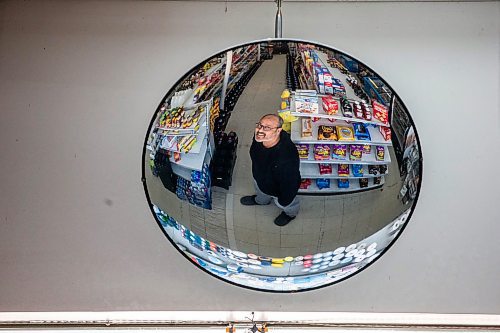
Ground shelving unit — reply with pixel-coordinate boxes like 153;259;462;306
289;43;393;194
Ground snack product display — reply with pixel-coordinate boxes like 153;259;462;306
376;146;385;161
336;126;355;141
372;100;389;124
379;126;391;140
318;125;338;140
338;164;350;177
363;144;372;154
350;145;363;161
314;144;331;160
319;164;333;175
316;178;330;190
338;179;350;188
296;144;309;159
379;164;388;174
373;176;382;185
301;118;312;137
340;97;353;117
331;144;347;160
368;165;380;175
300;178;312;189
359;178;369;188
322;96;339;115
352;164;364;177
353;123;371;141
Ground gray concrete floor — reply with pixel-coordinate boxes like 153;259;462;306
146;54;409;258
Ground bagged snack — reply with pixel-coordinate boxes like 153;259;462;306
368;165;380;175
314;144;331;160
379;165;388;174
363;144;372;154
373;176;381;185
316;178;330;190
338;164;350;177
331;144;347;160
376;146;385;161
318;125;337;140
359;178;369;188
319;163;333;175
295;144;310;159
379;126;391;140
300;178;312;189
336;126;355;141
350;144;363;161
338;179;350;188
352;164;364;177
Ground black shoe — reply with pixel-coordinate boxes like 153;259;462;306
240;195;270;206
274;212;295;226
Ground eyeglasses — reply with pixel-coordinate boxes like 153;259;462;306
255;122;280;131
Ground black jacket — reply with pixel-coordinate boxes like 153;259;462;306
250;131;301;206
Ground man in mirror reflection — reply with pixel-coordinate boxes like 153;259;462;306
240;114;301;226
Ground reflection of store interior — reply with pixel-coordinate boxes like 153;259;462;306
145;42;420;289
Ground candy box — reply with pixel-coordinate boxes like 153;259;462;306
316;178;330;190
314;144;331;160
363;144;372;154
338;179;350;188
350;144;363;161
319;163;333;175
353;123;371;141
331;144;347;160
301;118;312;137
318;125;338;140
373;176;382;185
338;164;350;177
352;164;364;177
375;146;385;161
379;126;391;141
359;178;369;188
372;100;389;124
295;144;309;159
322;96;339;115
336;126;355;141
354;105;364;119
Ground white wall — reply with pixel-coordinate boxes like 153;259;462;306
0;0;499;313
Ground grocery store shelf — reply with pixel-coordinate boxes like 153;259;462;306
299;176;385;194
300;145;391;165
170;136;209;172
300;163;388;179
160;123;208;154
290;118;392;146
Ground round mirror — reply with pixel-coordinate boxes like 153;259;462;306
143;39;422;292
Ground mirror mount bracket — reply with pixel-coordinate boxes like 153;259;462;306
274;0;283;38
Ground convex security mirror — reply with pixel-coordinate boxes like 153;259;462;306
143;40;422;292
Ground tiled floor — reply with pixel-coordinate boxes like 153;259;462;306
146;54;409;258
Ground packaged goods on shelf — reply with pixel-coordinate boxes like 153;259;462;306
338;164;350;177
314;144;331;160
336;125;355;141
375;146;385;161
316;178;330;190
368;165;381;175
318;125;337;140
350;145;363;161
372;100;389;124
363;144;372;154
295;90;319;114
331;144;348;160
322;96;339;115
338;179;350;188
352;164;364;177
301;118;312;137
296;144;309;159
379;126;392;140
379;164;388;174
374;176;382;185
353;123;371;141
340;97;353;117
353;102;364;119
300;178;312;189
359;178;369;188
319;163;333;175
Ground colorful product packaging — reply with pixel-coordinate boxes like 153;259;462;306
300;178;312;189
372;100;389;124
295;144;310;159
301;118;312;137
319;164;333;175
352;164;364;177
331;144;347;160
314;144;331;160
379;126;391;140
338;179;350;188
316;178;330;190
359;178;369;188
322;96;339;115
374;176;382;185
336;126;355;141
318;125;338;140
353;123;371;141
376;146;385;161
338;164;350;177
350;145;363;161
363;144;372;154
